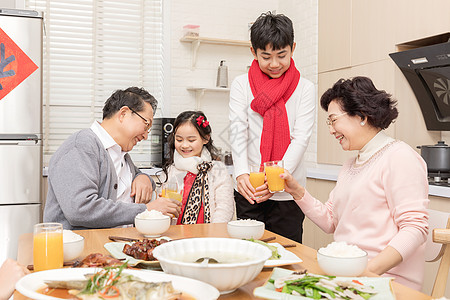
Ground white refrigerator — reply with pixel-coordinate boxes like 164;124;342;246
0;9;43;262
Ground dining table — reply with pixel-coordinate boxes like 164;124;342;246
15;223;432;300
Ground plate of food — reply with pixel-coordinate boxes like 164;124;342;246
247;239;303;267
104;237;171;268
16;264;220;300
263;243;303;267
253;267;394;300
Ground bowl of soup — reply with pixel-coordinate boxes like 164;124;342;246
152;237;271;294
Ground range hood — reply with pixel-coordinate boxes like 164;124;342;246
390;33;450;131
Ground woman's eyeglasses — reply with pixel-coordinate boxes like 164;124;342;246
326;112;347;126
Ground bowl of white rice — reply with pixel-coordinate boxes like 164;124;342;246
135;209;171;237
63;230;85;262
317;241;368;277
227;219;264;240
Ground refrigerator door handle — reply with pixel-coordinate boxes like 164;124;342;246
0;140;39;146
0;134;39;141
0;141;20;145
0;134;40;145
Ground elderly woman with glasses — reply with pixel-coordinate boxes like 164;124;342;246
281;76;429;290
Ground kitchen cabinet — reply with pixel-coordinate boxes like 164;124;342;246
318;0;351;73
303;178;335;250
180;36;251;68
350;0;396;66
393;0;450;46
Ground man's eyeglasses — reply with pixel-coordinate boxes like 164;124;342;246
129;107;151;132
326;112;347;126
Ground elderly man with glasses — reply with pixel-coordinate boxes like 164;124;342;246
44;87;181;230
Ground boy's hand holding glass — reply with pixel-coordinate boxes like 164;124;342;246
249;164;265;190
248;164;274;203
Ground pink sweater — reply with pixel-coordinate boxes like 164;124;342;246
297;141;429;290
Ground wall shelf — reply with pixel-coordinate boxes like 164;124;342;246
180;36;251;68
186;86;230;109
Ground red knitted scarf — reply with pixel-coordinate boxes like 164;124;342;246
249;58;300;164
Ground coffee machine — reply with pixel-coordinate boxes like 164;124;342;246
150;117;175;167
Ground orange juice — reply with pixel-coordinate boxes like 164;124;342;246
166;190;182;202
249;172;265;189
265;165;285;192
162;189;182;202
33;231;63;271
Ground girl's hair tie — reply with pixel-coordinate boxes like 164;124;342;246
196;116;209;128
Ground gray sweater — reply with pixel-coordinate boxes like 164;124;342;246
44;129;154;230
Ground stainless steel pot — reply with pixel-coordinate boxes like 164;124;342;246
417;141;450;173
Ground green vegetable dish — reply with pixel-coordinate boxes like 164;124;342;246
247;238;281;260
270;271;377;299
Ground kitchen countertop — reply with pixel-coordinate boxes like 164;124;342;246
307;163;450;198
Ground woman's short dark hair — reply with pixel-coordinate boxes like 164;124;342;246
320;76;398;129
102;87;158;119
162;111;219;181
250;11;294;52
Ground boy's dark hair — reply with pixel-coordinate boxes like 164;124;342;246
320;76;398;129
102;87;158;119
250;11;294;52
162;111;219;181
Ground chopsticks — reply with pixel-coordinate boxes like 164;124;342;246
260;236;276;242
27;261;77;271
259;236;297;248
108;236;140;242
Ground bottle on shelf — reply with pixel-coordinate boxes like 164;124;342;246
216;60;228;88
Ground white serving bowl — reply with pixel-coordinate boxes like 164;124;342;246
317;249;368;277
63;232;85;262
135;215;171;237
227;220;265;239
152;237;272;294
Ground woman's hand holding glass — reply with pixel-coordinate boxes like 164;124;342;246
279;170;306;200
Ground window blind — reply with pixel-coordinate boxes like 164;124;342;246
25;0;164;167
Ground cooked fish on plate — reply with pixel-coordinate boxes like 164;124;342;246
15;264;220;300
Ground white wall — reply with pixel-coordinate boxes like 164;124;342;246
168;0;319;162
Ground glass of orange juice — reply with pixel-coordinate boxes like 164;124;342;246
33;222;63;272
249;164;265;190
162;181;182;202
264;160;285;193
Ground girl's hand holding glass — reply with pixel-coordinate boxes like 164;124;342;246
161;181;182;203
